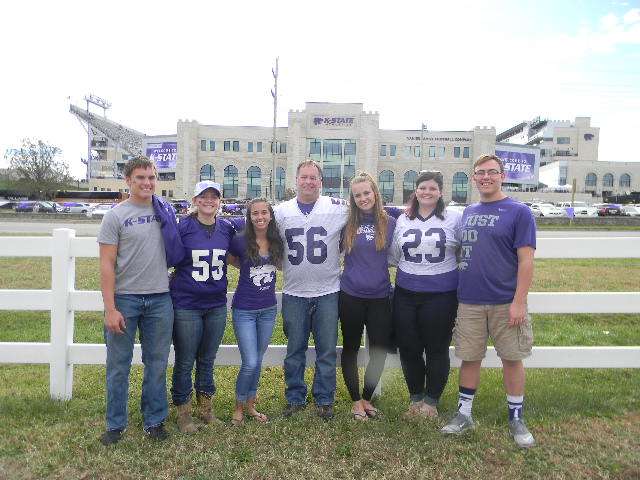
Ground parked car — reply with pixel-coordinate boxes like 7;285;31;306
530;203;566;217
62;202;92;214
523;202;541;217
556;201;598;217
86;203;115;218
622;205;640;216
593;203;623;216
0;201;17;210
14;201;62;213
446;201;467;214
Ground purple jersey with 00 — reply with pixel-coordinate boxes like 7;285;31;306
340;213;396;299
457;197;536;305
169;216;237;309
229;234;277;310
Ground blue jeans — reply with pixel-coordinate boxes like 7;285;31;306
171;306;227;405
104;292;173;431
232;306;277;402
282;292;339;406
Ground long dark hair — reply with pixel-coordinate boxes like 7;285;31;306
406;170;446;220
244;198;284;267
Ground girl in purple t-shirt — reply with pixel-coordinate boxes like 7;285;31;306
228;198;284;425
339;172;396;421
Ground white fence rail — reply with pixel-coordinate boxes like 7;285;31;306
1;229;639;400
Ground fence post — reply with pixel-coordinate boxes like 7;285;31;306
50;228;76;400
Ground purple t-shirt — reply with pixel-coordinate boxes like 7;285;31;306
457;197;536;304
229;234;277;310
168;216;237;309
340;213;396;299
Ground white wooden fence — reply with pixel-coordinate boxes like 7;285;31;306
0;229;639;400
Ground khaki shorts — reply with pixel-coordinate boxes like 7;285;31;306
453;303;533;361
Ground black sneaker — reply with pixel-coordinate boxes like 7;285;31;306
100;428;123;446
145;423;169;441
282;403;306;418
317;404;334;421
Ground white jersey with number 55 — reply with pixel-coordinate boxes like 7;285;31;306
274;196;348;297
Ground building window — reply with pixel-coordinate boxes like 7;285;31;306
309;139;321;157
454;146;461;158
233;141;240;152
279;142;287;154
438;146;445;157
276;166;285;200
200;140;206;151
452;172;469;203
390;144;396;156
247;166;261;199
200;164;215;181
379;144;387;156
158;172;175;181
344;141;356;156
559;165;568;186
162;189;167;197
224;141;230;151
168;190;173;198
603;173;614;188
585;173;597;189
209;140;215;151
620;173;631;188
463;146;470;158
428;146;436;158
403;170;417;203
223;165;239;198
378;170;394;203
248;142;253;153
257;141;263;152
557;137;570;144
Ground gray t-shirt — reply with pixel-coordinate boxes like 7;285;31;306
97;200;169;294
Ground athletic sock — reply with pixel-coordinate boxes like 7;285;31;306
457;386;476;417
507;394;524;420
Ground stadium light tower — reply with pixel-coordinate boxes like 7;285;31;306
84;94;112;181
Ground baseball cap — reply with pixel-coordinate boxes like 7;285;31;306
193;180;222;198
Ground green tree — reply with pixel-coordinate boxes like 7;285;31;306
4;138;73;199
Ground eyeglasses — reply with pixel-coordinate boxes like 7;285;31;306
473;169;502;177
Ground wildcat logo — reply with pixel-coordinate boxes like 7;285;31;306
357;224;375;241
458;261;469;271
250;264;276;287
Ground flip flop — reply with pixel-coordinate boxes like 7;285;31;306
231;415;244;427
364;406;381;418
352;411;368;421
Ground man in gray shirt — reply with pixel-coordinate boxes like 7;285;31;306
97;156;173;445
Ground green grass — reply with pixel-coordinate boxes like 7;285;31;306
0;257;639;478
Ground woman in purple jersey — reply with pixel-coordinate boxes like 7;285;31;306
339;172;396;421
156;180;239;434
391;170;460;420
228;198;284;426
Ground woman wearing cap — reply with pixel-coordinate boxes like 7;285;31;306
156;180;239;433
339;172;396;421
226;198;284;425
390;170;461;419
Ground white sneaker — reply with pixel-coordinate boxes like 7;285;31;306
441;412;475;434
509;418;536;448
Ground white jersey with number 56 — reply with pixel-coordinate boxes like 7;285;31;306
274;196;348;297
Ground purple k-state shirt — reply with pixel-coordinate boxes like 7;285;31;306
229;234;278;310
457;197;536;305
340;213;396;299
167;215;238;310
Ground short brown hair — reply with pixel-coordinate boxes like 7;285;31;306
473;154;504;173
296;160;323;180
124;155;156;178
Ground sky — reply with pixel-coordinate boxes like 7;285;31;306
1;0;639;178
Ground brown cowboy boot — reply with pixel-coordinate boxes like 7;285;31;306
176;400;198;434
196;392;221;425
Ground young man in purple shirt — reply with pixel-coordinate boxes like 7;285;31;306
441;154;537;448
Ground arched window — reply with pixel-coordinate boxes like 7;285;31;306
403;170;417;203
276;167;285;200
246;166;261;199
452;172;469;203
199;164;214;181
223;165;238;198
603;173;614;188
378;170;394;204
585;173;597;189
620;173;631;188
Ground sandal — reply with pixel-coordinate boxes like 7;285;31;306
364;406;381;419
231;414;244;427
352;410;368;421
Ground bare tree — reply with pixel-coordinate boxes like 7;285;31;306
4;138;73;199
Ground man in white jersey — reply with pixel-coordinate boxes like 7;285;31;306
274;160;348;420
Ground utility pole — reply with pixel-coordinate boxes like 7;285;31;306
270;57;279;202
420;122;427;172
